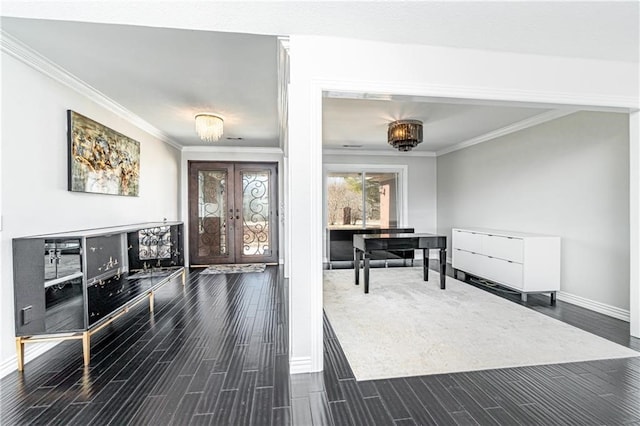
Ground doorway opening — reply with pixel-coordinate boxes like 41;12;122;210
188;161;278;266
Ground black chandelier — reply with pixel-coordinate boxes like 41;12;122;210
387;119;423;152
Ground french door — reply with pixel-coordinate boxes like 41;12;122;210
188;161;278;265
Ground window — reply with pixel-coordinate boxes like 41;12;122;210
325;166;405;229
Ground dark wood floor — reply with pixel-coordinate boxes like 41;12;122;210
2;264;639;425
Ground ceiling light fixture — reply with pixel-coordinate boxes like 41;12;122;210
388;119;423;152
195;113;224;142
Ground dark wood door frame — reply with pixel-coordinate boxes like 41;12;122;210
188;161;278;266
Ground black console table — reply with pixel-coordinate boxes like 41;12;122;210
12;222;185;371
327;227;415;265
353;233;447;293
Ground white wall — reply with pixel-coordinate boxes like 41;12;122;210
290;38;637;109
437;111;630;313
288;35;638;374
0;52;181;373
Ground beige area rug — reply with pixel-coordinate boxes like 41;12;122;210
323;267;638;381
200;263;266;275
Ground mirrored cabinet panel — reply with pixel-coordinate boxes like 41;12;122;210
44;239;82;282
13;222;184;339
43;238;84;333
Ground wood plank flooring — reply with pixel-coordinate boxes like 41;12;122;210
2;264;639;425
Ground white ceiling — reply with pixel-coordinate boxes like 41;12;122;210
3;1;638;62
1;18;280;148
322;96;553;153
1;2;637;153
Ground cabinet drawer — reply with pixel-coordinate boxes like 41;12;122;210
452;230;482;253
482;234;523;263
483;256;523;289
452;249;481;276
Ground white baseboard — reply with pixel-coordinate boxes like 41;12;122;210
289;356;312;374
450;263;630;323
0;341;61;378
557;291;630;322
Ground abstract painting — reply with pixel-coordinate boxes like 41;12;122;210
68;110;140;196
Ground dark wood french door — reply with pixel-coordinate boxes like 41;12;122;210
188;161;278;265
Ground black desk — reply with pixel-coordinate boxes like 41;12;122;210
353;233;447;293
327;227;415;263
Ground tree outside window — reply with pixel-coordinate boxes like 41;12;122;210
327;171;399;229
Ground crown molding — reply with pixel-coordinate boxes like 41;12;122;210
0;30;183;150
436;109;579;156
325;110;579;158
277;36;290;52
323;148;436;157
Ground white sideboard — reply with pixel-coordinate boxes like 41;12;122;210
451;228;560;303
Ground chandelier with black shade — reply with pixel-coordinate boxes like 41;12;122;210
387;119;423;152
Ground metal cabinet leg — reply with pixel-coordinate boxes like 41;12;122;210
16;338;24;372
82;332;90;366
521;293;528;303
550;291;556;305
149;291;155;313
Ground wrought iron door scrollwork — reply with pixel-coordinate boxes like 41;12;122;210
242;171;271;256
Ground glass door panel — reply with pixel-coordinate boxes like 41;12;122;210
365;172;399;228
241;170;271;257
236;164;278;264
326;172;363;229
188;163;235;265
199;170;228;257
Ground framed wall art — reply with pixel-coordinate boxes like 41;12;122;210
68;110;140;196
